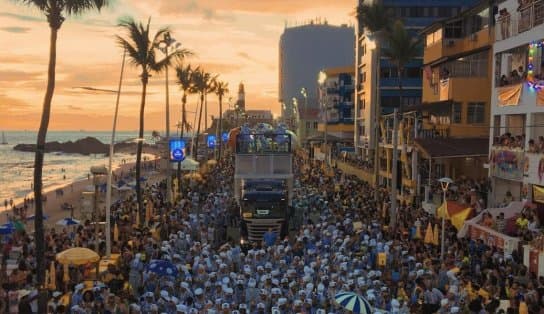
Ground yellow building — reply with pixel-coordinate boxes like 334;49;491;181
379;1;493;205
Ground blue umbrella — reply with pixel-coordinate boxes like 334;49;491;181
146;259;178;277
26;215;49;221
56;217;81;226
0;226;13;235
335;292;372;314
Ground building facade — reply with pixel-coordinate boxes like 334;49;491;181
318;66;355;140
354;0;479;160
489;0;544;205
279;21;354;125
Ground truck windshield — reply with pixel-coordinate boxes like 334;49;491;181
241;199;286;219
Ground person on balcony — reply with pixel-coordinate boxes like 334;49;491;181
498;8;511;39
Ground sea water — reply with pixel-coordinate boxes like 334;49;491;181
0;130;156;203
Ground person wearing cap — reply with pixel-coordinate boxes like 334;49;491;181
71;283;85;307
48;291;63;313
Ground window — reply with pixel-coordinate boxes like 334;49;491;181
405;67;421;78
313;121;318;129
362;98;366;110
362;71;367;83
438;7;451;17
452;102;462;124
444;20;463;38
306;121;311;129
467;102;485;123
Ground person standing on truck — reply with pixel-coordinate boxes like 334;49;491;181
263;228;277;247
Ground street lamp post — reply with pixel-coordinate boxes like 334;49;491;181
318;71;328;164
105;47;127;258
439;177;453;262
91;166;107;254
300;88;308;138
158;32;181;205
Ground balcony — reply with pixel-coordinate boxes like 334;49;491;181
438;77;491;102
423;28;494;64
495;0;544;41
380;77;422;88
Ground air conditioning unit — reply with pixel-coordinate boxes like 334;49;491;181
447;40;455;47
470;33;478;41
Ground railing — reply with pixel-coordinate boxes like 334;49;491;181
236;133;292;154
496;0;544;41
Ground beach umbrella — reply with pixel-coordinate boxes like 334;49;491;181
0;225;14;235
433;224;440;246
4;221;24;231
113;223;119;242
48;262;56;290
334;292;372;314
424;223;434;244
56;247;99;265
26;215;49;221
56;217;80;227
146;259;178;277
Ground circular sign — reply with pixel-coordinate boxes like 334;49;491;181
172;148;185;161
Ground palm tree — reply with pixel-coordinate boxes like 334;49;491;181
357;2;393;205
382;21;421;230
214;79;229;160
382;20;422;115
191;68;215;160
116;17;185;223
175;64;194;137
14;0;108;311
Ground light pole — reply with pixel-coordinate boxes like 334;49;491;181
318;71;328;164
300;88;308;137
105;47;127;258
439;177;453;262
91;166;107;254
292;97;299;137
158;32;181;204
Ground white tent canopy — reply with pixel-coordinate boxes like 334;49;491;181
171;157;199;171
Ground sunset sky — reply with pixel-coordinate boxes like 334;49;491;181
0;0;354;131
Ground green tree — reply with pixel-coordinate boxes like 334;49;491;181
175;64;194;137
15;0;108;311
116;17;185;222
213;79;229;160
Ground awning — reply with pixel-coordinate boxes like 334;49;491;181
405;100;452;116
305;132;353;143
415;137;489;158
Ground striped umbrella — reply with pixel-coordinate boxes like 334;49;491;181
335;292;372;314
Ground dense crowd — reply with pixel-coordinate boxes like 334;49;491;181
1;150;544;313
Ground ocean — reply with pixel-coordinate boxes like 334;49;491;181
0;130;155;203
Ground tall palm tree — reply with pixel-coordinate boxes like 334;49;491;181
214;80;229;160
191;69;215;160
175;64;194;137
357;2;393;205
14;0;108;311
382;20;422;229
383;20;422;115
116;17;185;222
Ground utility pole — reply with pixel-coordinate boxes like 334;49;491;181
390;109;399;230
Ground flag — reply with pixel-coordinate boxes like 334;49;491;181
450;207;472;230
433;224;439;246
424;223;434;244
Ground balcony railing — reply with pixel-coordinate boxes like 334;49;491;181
496;0;544;41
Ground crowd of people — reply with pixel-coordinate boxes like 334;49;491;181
1;150;544;313
492;132;544;154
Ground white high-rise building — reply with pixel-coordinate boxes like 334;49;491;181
489;0;544;205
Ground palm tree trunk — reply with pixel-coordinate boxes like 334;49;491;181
373;42;381;203
218;94;223;161
204;92;208;131
34;25;58;314
194;93;204;160
390;68;404;231
178;92;187;196
136;75;148;225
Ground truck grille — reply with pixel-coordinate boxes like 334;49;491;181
244;218;284;242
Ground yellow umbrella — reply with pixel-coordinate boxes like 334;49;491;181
49;262;56;290
433;224;440;246
63;264;69;283
113;223;119;242
56;247;100;265
207;159;217;166
424;223;434;244
414;225;422;239
145;202;152;224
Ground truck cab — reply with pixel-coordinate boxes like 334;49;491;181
233;131;294;245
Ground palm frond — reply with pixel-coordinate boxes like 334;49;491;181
357;3;392;35
18;0;48;10
65;0;108;15
382;21;422;70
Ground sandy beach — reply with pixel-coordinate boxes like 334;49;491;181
1;158;164;230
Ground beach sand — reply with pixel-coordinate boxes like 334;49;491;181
1;159;165;231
